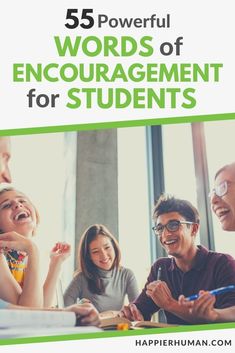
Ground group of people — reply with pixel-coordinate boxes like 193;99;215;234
1;135;235;327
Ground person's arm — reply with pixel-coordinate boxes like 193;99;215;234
178;254;235;323
215;306;235;322
0;232;43;307
19;241;43;307
179;291;234;323
120;263;162;321
64;273;82;307
120;303;144;321
146;280;196;323
133;263;162;321
65;303;100;326
0;253;22;304
1;301;100;327
43;242;71;307
179;291;235;323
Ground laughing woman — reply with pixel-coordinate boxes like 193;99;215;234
0;186;70;307
64;224;139;312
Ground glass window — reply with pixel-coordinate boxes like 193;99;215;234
162;123;197;204
11;133;76;287
117;127;151;288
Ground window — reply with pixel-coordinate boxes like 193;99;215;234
162;123;197;204
117;127;151;288
11;132;76;288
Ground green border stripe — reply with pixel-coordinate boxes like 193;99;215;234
1;322;235;346
0;112;235;136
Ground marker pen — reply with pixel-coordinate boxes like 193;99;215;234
76;298;86;304
157;267;162;281
185;285;235;301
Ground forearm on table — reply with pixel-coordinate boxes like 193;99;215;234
214;306;235;322
163;299;196;323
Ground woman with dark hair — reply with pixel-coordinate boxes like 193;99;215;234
64;224;139;312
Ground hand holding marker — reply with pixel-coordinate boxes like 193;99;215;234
157;267;162;281
185;285;235;301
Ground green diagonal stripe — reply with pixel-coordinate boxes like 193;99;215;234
1;322;235;346
0;112;235;136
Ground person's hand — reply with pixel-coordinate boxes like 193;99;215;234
76;298;91;304
49;242;71;264
146;280;175;310
119;303;144;321
65;303;100;327
187;291;218;323
0;231;36;255
178;294;194;309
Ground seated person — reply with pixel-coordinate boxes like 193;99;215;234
0;186;70;307
120;195;235;325
64;224;139;312
178;163;235;322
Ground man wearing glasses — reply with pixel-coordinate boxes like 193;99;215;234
121;194;235;325
178;163;235;322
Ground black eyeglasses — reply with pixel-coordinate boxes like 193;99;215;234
152;219;195;236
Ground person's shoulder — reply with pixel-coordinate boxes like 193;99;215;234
117;266;138;281
144;257;171;276
207;249;235;263
72;271;87;282
152;257;171;268
119;266;135;276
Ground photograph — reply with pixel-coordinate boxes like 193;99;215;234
1;118;235;339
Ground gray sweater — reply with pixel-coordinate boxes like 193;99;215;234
63;266;139;312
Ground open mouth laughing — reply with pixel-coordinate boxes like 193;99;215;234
163;238;178;246
214;206;230;221
13;210;31;222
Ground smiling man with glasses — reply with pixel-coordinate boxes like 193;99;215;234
210;163;235;231
178;163;235;323
120;194;235;325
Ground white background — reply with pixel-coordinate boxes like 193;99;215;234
0;328;234;353
0;0;234;129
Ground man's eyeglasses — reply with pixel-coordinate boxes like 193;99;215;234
209;180;235;198
152;219;195;236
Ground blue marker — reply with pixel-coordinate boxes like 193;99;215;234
185;285;235;301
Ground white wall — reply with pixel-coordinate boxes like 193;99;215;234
10;133;74;286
